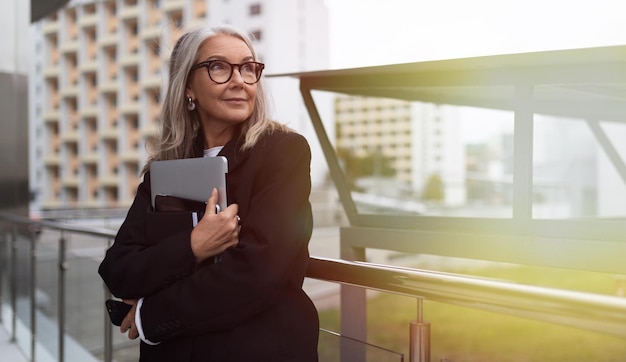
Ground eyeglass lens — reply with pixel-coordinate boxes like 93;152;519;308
208;61;263;84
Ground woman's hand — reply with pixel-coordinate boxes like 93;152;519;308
190;188;240;262
120;299;138;339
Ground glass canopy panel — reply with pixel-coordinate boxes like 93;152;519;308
323;91;515;219
531;82;626;220
532;115;626;219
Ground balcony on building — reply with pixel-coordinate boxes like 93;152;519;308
42;20;59;34
60;131;79;144
162;0;185;12
60;86;79;99
98;34;118;48
140;26;161;41
78;13;98;28
99;81;118;94
78;106;98;119
43;111;60;124
80;153;99;164
99;128;120;140
43;66;60;79
99;175;120;187
120;53;140;67
79;61;98;74
43;155;60;166
141;76;161;89
141;124;158;138
61;177;80;188
120;102;140;115
119;150;140;163
119;5;140;20
59;41;79;54
41;199;63;209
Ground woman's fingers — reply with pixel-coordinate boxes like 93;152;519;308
204;188;219;215
119;300;139;340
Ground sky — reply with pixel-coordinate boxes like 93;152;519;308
325;0;626;69
323;0;626;142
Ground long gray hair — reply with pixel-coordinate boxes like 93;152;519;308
144;24;286;173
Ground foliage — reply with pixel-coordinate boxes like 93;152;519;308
422;173;444;202
336;148;396;181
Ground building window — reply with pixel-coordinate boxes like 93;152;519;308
250;30;262;42
249;3;261;16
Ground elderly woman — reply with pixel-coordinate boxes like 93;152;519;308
99;24;319;361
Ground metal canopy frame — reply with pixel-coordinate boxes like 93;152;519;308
276;45;626;274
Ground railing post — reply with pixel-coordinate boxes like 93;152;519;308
103;238;113;362
10;225;17;343
0;224;5;324
29;227;38;362
58;231;68;362
339;241;366;362
409;298;430;362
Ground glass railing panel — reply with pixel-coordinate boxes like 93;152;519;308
34;228;61;359
36;228;140;361
318;328;404;362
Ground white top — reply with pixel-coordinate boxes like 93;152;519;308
203;146;223;157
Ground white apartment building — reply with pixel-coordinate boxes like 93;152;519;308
28;0;329;214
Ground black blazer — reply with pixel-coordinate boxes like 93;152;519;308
99;129;319;361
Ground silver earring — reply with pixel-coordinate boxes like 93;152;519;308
187;96;196;111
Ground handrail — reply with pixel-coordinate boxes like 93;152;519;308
307;257;626;338
2;213;626;361
0;212;116;239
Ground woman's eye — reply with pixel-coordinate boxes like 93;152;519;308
241;64;255;74
210;62;228;72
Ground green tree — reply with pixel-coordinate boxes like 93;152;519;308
422;173;444;202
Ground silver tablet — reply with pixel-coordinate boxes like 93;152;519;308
150;156;228;212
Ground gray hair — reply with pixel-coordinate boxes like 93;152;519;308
144;24;286;173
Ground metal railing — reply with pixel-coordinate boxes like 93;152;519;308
2;213;626;361
0;213;118;362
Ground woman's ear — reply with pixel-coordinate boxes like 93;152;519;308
185;84;194;100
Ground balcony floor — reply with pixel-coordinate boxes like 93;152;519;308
0;324;28;362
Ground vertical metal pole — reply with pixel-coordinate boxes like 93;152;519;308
0;224;5;324
103;238;113;362
512;84;534;223
30;229;37;362
10;226;17;343
58;231;67;362
339;240;366;362
409;298;430;362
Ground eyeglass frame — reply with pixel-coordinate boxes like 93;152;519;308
191;60;265;85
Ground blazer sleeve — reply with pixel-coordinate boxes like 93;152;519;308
98;173;199;299
138;132;314;343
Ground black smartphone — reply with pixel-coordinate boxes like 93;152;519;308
105;299;132;326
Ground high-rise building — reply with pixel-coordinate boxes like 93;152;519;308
29;0;329;214
334;95;466;206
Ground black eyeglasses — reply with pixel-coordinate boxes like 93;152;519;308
192;60;265;85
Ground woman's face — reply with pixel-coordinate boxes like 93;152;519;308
187;34;257;129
